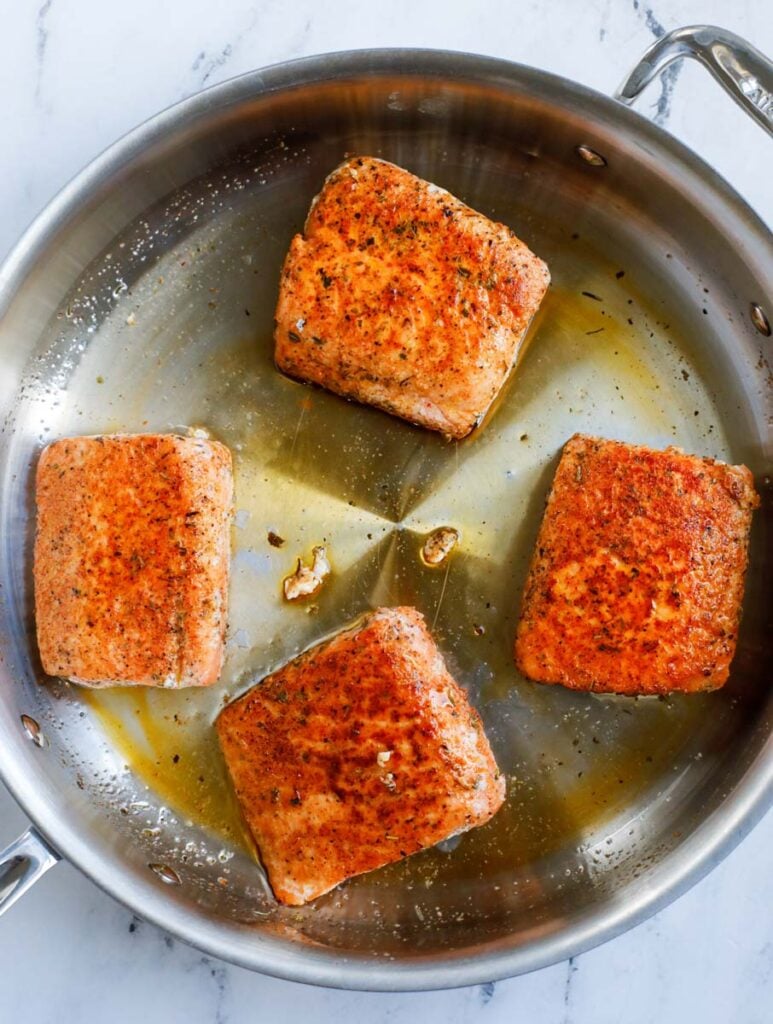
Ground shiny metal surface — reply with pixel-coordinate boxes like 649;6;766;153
615;24;773;135
0;46;770;990
0;829;59;916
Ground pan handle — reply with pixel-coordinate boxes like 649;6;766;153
615;24;773;136
0;828;60;917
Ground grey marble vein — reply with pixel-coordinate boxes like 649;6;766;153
563;956;578;1023
34;0;53;102
189;7;263;90
631;0;683;125
598;0;611;41
479;980;496;1005
200;956;230;1024
193;43;234;87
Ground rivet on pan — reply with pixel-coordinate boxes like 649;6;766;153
750;302;771;336
149;863;181;886
20;714;46;748
576;144;607;167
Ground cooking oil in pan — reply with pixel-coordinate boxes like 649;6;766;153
16;121;757;942
83;687;249;849
73;230;725;897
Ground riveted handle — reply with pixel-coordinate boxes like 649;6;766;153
0;828;60;917
615;25;773;136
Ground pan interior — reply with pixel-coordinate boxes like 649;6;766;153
0;69;769;965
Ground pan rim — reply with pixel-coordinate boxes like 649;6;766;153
0;46;771;991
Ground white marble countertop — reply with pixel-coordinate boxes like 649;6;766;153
0;1;770;1021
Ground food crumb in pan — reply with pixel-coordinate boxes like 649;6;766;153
267;530;285;547
421;526;460;566
283;545;331;601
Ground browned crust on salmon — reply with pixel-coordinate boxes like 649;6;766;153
34;434;233;688
274;156;550;439
216;607;505;905
514;434;759;695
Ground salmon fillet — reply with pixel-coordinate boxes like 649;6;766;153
274;156;550;439
515;434;759;695
35;434;233;688
216;606;505;905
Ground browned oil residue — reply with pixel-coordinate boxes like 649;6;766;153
84;688;251;849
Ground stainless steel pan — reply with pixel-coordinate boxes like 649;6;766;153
0;25;771;991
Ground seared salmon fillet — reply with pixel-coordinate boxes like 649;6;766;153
274;156;550;439
35;434;233;687
216;607;505;905
515;434;759;695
